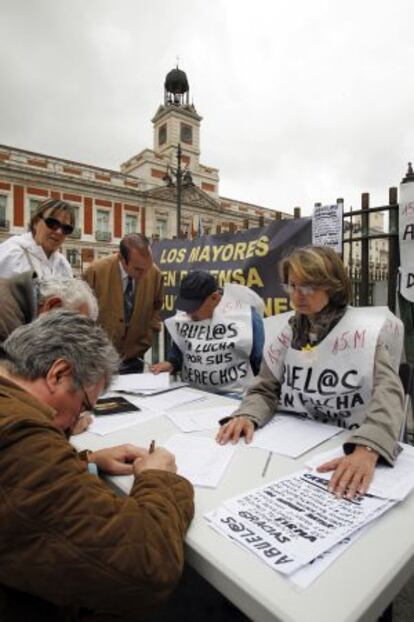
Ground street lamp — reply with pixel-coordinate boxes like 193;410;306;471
163;144;194;238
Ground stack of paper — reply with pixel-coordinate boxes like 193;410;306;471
133;388;209;412
305;443;414;501
110;372;170;394
206;467;398;586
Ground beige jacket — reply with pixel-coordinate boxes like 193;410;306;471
83;254;163;360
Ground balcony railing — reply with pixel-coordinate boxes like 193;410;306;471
95;230;112;242
0;219;10;231
68;227;81;239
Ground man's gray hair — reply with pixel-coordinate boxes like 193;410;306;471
1;310;119;389
36;278;99;320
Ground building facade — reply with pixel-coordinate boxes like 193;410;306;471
0;66;292;273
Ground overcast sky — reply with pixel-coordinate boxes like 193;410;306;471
1;0;413;216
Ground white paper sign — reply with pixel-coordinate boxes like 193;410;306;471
312;202;343;253
399;179;414;302
207;469;395;575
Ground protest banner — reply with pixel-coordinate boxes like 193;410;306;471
151;218;312;319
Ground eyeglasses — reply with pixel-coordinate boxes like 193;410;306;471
282;283;317;296
80;382;94;413
41;216;74;236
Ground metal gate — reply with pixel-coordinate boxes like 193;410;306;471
342;188;399;313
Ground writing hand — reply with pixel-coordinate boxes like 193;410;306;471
90;444;148;475
317;445;379;499
216;417;255;445
133;447;177;475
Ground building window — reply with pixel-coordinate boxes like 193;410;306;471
180;123;193;145
71;205;79;225
66;248;80;268
125;214;138;234
95;209;112;241
96;209;110;232
159;124;167;146
29;198;43;216
0;195;7;226
156;219;167;239
67;205;81;238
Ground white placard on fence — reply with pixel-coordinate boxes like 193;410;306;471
312;202;343;253
399;180;414;302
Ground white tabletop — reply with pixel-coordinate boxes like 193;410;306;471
72;389;414;622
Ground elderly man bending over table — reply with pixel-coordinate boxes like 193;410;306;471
0;310;194;622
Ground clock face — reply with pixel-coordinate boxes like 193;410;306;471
180;123;193;144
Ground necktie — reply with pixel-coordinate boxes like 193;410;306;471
124;277;135;324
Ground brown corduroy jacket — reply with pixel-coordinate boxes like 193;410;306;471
83;254;163;360
0;376;194;621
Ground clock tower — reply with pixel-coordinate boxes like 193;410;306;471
121;66;219;201
151;66;202;170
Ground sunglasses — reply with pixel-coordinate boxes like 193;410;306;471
41;216;74;236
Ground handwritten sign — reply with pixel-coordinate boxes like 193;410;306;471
399;181;414;302
312;202;343;253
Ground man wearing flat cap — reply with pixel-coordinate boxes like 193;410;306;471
151;271;265;396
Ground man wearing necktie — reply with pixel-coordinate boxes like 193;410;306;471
123;276;135;326
83;233;163;374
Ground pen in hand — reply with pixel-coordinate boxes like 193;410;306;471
149;440;155;454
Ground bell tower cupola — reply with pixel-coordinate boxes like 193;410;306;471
164;66;190;106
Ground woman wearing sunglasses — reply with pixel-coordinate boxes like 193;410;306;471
0;198;74;279
217;245;404;500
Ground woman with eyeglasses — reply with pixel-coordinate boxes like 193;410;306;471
217;245;404;499
0;198;74;279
